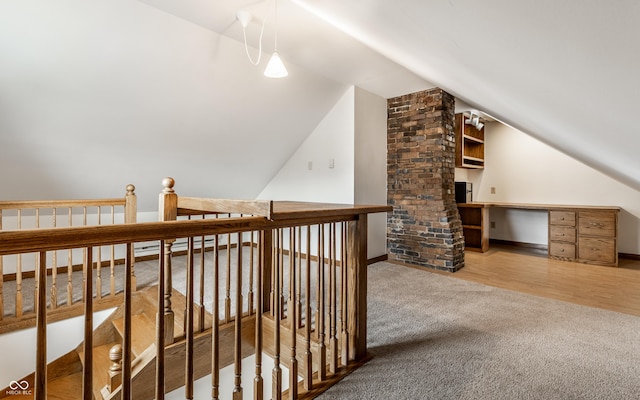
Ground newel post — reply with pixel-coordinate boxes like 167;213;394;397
159;177;177;345
125;184;137;290
347;213;368;361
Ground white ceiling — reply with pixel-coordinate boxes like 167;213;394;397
139;0;640;190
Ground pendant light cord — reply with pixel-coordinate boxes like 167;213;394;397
241;2;270;66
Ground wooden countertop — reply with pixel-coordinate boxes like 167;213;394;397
457;202;620;212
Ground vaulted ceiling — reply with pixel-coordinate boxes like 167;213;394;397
1;0;639;210
141;0;640;189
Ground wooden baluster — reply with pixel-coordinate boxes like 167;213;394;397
287;229;293;323
347;215;368;361
272;228;282;400
303;225;313;390
233;232;243;399
96;207;102;300
34;208;40;312
185;237;194;400
34;251;47;400
67;207;73;306
82;207;87;302
156;240;165;400
340;222;349;365
329;223;338;374
110;207;116;297
211;233;220;400
269;231;276;317
198;216;205;332
122;243;133;400
159;178;177;345
163;240;175;345
288;227;298;399
108;344;123;393
254;230;265;400
83;247;93;400
15;209;22;318
317;224;326;381
297;226;303;329
125;184;137;291
225;226;232;323
279;229;285;320
248;230;255;315
50;208;58;309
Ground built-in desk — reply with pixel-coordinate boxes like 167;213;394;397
457;202;621;267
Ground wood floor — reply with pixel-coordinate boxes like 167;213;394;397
406;244;640;317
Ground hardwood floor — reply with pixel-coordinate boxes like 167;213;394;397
403;244;640;317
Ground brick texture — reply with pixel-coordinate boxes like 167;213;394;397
387;88;465;272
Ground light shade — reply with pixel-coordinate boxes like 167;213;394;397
264;51;288;78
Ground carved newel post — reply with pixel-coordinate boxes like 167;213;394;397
108;344;123;392
159;177;177;345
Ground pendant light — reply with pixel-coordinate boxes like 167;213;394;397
263;0;288;78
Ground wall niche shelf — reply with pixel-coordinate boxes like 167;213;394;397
455;113;485;169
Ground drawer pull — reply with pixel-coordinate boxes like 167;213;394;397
589;222;604;227
592;247;601;251
560;249;565;252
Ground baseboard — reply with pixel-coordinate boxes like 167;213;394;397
619;252;640;260
368;254;388;265
489;239;548;250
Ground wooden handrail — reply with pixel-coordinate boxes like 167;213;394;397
1;177;390;399
0;199;127;210
178;197;273;219
0;217;270;256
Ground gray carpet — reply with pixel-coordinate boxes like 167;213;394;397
316;262;640;400
5;255;640;399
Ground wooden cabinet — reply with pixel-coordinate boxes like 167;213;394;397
549;211;576;260
457;202;620;266
549;209;618;266
577;211;618;265
455;113;485;169
457;203;489;252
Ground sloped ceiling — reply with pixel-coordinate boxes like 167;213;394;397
294;0;640;190
2;0;638;210
143;0;640;190
0;0;433;211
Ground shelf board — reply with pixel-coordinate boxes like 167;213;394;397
462;225;482;230
463;155;484;162
463;134;484;144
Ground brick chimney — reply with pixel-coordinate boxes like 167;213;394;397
387;88;465;272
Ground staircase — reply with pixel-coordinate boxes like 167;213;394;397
0;286;191;400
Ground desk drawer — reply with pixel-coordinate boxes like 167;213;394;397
549;226;576;242
578;237;616;264
549;242;576;259
550;211;575;226
579;212;616;237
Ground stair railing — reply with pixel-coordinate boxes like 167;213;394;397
0;177;390;400
0;184;137;333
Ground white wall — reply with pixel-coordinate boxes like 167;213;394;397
354;87;388;258
457;121;640;254
258;86;390;259
257;87;355;203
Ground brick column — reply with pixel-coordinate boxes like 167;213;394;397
387;88;465;272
